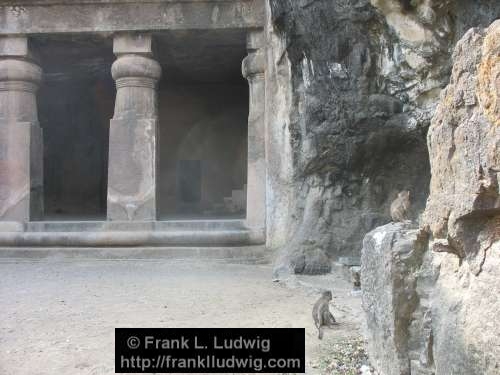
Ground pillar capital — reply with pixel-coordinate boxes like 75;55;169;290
242;30;265;80
113;33;154;56
242;50;265;80
0;59;42;93
0;36;41;94
0;36;29;58
111;54;162;88
246;29;265;52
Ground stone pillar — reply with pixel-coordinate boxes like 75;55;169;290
242;30;266;231
0;36;43;222
107;34;161;221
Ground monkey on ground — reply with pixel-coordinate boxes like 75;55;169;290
390;190;411;222
312;290;338;340
400;0;419;12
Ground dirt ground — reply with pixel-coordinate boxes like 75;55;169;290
0;259;366;374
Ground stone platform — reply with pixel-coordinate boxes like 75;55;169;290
0;220;267;260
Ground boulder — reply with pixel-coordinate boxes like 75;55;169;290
289;247;332;275
361;222;431;375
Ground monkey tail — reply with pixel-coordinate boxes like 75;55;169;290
318;327;323;340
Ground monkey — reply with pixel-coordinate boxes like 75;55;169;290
351;268;361;289
399;0;419;12
312;291;338;340
390;190;411;222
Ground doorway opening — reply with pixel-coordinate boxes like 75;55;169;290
156;30;249;220
34;35;115;221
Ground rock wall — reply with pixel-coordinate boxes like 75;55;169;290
266;0;500;274
362;20;500;375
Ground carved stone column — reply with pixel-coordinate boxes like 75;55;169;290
0;36;43;222
107;34;161;221
242;30;266;232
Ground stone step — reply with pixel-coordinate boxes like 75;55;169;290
0;245;271;263
0;229;264;248
26;219;247;232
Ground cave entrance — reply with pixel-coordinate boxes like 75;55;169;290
155;30;249;220
34;35;115;221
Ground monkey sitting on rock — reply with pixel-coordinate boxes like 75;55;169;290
390;190;411;222
312;290;338;340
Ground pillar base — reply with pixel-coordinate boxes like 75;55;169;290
0;121;43;221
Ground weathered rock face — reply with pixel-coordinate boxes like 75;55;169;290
362;20;500;375
423;20;500;375
423;21;500;270
265;0;500;274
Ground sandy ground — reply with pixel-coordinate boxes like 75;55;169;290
0;259;364;374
